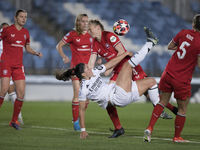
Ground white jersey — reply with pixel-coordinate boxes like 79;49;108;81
79;64;115;109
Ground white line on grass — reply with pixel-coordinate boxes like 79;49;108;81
1;123;200;144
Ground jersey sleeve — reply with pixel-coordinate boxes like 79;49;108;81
172;29;185;44
91;41;98;55
106;32;121;48
62;31;73;44
26;30;30;45
79;83;87;101
92;64;106;74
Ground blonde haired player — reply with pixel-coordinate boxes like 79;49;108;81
0;22;23;124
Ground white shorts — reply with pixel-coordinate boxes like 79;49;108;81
10;79;14;85
110;81;140;107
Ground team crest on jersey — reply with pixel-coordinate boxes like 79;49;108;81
24;34;26;40
3;70;7;75
94;65;103;70
105;43;110;49
110;36;116;42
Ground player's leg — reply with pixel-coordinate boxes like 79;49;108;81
173;98;190;142
0;77;10;107
8;80;23;124
71;78;81;131
9;79;25;130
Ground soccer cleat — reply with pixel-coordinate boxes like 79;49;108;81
173;137;189;142
143;128;152;142
109;127;125;138
18;118;24;125
144;27;159;46
9;121;22;130
159;111;173;119
73;118;81;131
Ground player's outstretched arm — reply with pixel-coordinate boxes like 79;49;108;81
25;44;43;58
56;40;70;64
79;101;89;139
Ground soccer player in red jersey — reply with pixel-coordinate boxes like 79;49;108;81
0;22;23;125
56;13;93;131
87;19;177;138
0;9;43;130
143;14;200;142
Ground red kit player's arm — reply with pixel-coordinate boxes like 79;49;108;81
167;40;177;50
197;56;200;69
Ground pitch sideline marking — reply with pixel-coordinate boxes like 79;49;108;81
1;123;200;144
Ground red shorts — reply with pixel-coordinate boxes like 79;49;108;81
0;65;25;81
159;71;191;100
110;65;147;81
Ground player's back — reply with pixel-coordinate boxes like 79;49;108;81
166;29;200;84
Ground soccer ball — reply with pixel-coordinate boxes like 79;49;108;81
113;19;130;36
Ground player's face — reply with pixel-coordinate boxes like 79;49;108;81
15;12;27;26
83;64;93;79
88;24;99;39
80;16;88;32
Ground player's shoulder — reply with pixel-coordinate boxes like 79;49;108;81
103;31;119;42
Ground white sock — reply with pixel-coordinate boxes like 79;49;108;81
8;92;22;119
128;42;152;67
148;84;160;106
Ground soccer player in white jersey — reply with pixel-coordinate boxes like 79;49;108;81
0;22;23;124
55;27;159;139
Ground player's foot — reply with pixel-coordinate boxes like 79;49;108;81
144;27;159;46
9;121;22;130
143;127;152;142
18;118;24;125
109;127;125;138
73;118;81;131
159;111;173;119
173;137;189;142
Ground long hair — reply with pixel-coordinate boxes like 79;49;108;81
55;63;85;82
88;19;104;31
75;13;88;35
193;14;200;31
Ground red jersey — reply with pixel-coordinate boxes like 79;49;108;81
91;31;130;73
0;24;30;67
166;29;200;84
62;31;93;68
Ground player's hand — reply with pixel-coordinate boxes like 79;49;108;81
80;131;89;139
63;57;70;64
127;51;133;57
96;58;102;65
36;52;43;58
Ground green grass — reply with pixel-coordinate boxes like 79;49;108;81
0;101;200;150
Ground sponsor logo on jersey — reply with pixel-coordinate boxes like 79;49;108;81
105;43;110;49
16;41;22;44
82;45;88;48
110;36;116;42
3;70;7;75
103;53;108;56
76;39;80;42
11;34;15;37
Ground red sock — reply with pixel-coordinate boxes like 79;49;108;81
106;105;122;130
166;103;178;115
11;98;23;122
174;113;186;138
72;102;79;122
148;102;165;130
85;102;89;109
0;95;5;107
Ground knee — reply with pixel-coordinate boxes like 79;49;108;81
149;78;157;86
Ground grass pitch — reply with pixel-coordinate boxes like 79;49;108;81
0;101;200;150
